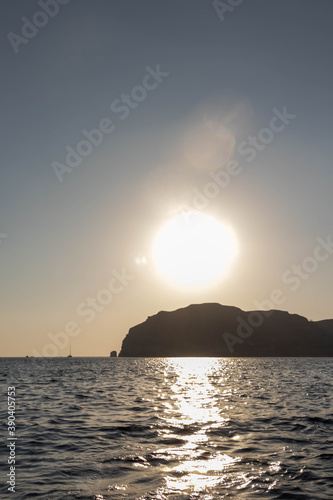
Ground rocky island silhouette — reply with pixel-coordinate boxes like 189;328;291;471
119;303;333;357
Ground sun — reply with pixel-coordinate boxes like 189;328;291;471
153;213;238;289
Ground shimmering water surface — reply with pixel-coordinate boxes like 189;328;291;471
0;357;332;499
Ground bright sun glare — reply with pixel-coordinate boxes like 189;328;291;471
153;213;238;289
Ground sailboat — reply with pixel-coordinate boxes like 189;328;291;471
68;344;72;358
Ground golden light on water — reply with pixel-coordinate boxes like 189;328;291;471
72;358;291;498
164;358;226;425
165;455;236;493
157;358;240;494
153;214;238;289
131;358;286;497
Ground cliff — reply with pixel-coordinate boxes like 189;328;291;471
119;303;333;357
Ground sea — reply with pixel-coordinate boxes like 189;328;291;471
0;357;332;499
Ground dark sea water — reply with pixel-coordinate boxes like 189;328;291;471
0;357;332;499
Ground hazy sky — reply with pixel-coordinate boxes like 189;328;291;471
1;0;332;356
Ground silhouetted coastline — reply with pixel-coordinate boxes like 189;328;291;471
119;303;333;357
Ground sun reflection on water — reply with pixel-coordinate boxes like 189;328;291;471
161;358;231;425
155;358;240;494
78;358;289;498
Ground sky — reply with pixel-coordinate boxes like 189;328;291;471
0;0;332;356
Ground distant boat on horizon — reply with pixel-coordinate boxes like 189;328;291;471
68;345;72;358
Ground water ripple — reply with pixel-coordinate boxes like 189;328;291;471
0;357;332;499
